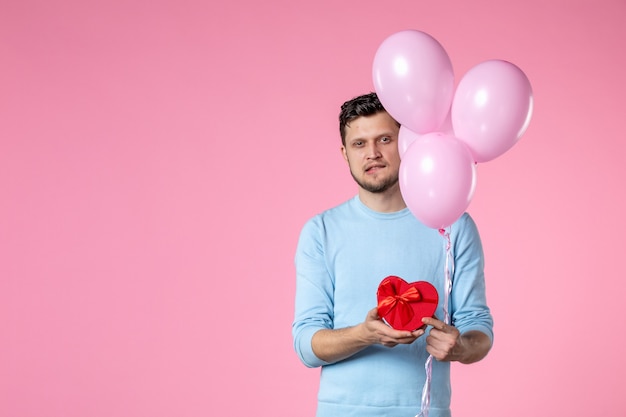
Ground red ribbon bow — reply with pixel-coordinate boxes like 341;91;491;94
377;280;423;326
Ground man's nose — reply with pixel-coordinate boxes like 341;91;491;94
366;142;382;159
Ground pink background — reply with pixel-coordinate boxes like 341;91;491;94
2;0;625;416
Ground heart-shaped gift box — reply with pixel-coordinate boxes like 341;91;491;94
376;275;439;331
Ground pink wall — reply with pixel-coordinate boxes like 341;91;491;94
2;0;625;415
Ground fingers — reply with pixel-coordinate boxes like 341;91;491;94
379;327;425;347
421;316;442;328
366;307;380;321
421;316;452;333
382;327;413;340
366;307;428;347
411;328;426;338
421;317;461;361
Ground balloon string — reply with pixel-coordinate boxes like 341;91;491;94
440;227;453;326
417;227;453;417
417;354;433;417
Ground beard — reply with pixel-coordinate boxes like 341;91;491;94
350;169;399;194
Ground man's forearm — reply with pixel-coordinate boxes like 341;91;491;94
457;330;492;364
311;325;371;363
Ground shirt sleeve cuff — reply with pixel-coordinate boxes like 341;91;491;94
295;326;331;368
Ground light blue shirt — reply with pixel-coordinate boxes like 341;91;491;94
292;196;493;417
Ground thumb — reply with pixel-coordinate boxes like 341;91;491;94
367;307;380;321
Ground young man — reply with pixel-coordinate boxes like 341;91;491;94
292;93;493;417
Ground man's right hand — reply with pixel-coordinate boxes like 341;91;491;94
363;307;425;348
311;307;425;363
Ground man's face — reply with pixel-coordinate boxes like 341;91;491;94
341;111;401;194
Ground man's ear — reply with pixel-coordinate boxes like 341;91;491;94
340;146;348;162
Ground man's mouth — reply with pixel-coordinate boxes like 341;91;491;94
365;163;385;173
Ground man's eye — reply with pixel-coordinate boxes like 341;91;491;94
380;137;391;143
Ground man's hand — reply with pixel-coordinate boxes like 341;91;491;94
311;307;425;363
421;316;492;364
363;307;425;348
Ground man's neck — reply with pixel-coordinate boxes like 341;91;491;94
358;185;406;213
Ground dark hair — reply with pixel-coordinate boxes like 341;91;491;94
339;92;394;146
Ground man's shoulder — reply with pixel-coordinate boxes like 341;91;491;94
324;195;358;215
298;196;358;236
309;196;357;221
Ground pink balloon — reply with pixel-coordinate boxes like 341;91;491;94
399;133;476;229
438;110;454;136
373;30;455;134
398;125;420;159
451;60;533;163
398;112;453;158
398;112;454;158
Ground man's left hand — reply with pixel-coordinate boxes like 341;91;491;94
421;316;492;364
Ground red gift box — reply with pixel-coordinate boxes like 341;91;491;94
376;276;439;331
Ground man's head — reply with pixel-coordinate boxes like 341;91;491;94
339;92;394;147
339;93;401;196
